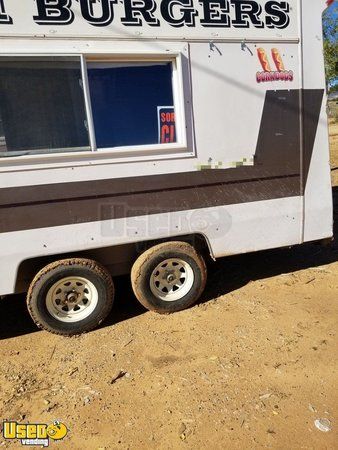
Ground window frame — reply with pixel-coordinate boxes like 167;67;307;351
0;52;188;166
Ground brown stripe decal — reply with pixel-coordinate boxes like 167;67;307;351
302;89;325;187
0;89;323;233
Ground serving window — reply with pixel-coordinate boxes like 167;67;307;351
0;57;89;156
87;61;176;148
0;55;183;159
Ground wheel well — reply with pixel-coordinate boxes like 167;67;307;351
14;233;212;294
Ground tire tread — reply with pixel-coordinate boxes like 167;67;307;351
27;258;114;336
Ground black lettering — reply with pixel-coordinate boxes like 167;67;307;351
265;1;290;29
199;0;230;27
121;0;159;26
0;0;12;24
231;0;263;28
160;0;197;28
80;0;117;27
33;0;74;25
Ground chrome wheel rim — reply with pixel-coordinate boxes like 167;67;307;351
150;258;194;302
46;276;98;323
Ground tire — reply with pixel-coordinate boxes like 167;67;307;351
131;241;207;314
27;258;114;336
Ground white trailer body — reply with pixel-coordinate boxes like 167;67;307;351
0;0;333;303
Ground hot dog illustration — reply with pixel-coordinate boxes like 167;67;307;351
257;48;271;72
271;48;285;71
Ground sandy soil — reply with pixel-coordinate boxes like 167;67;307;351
0;126;337;450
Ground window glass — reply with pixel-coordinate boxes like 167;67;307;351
87;61;176;148
0;57;89;156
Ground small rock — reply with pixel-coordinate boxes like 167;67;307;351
179;423;188;440
46;403;58;412
308;404;317;413
314;418;331;432
259;393;272;400
83;396;91;405
179;423;186;434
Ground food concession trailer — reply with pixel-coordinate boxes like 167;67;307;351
0;0;333;334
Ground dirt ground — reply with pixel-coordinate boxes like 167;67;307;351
0;124;337;450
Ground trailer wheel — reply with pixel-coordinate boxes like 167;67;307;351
27;258;114;336
131;241;207;313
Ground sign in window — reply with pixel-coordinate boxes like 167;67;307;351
158;106;176;144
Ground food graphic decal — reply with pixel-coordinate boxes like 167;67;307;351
257;48;272;73
271;48;285;71
256;48;293;83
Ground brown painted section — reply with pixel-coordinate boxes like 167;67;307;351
0;176;300;233
0;89;323;233
0;166;296;207
301;89;324;187
255;89;301;174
